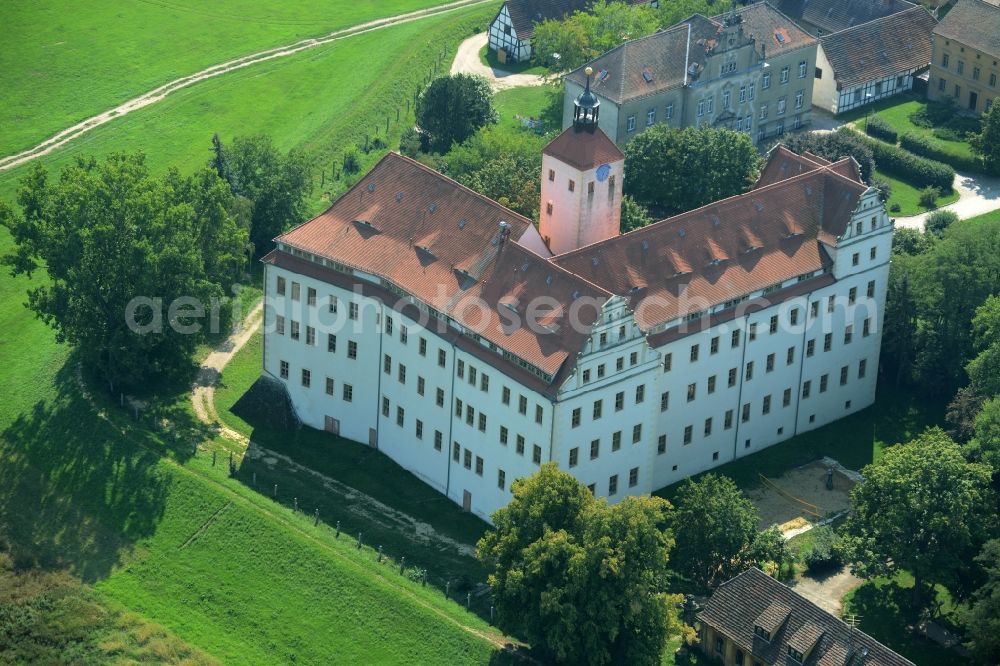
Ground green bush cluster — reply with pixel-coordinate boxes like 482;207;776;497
900;132;983;172
865;115;897;143
803;526;842;574
863;135;955;192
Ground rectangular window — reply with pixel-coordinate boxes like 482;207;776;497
415;420;424;439
749;323;757;341
870;246;877;260
806;339;815;357
710;336;719;354
824;332;833;352
632;424;642;443
859;359;867;378
518;395;527;415
766;353;775;372
657;435;666;454
844;325;853;345
660;391;670;411
417;376;425;395
568;179;576;192
763;72;771;89
840;366;849;385
958;61;965;75
728;367;737;387
290;321;300;341
396;406;404;427
434;431;442;450
302;368;311;388
455;398;463;418
612;431;622;451
535;405;543;424
635;385;645;404
852;252;860;266
704;417;713;437
780;66;789;83
863;318;871;337
466;405;474;426
724;410;734;429
464;449;472;469
666;103;674;119
868;280;876;298
629;467;639;487
687;382;696;402
593;399;603;420
569;447;578;467
615;391;624;411
662;353;672;371
478;413;487;432
732;330;740;347
498;469;506;490
742;403;750;423
811;300;819;319
803;380;812;398
502;386;510;405
476;456;484;476
820;374;829;393
436;388;444;407
783;388;792;407
468;366;477;386
327;333;336;352
795;90;804;109
770;315;778;334
400;326;407;344
516;435;525;455
326;377;334;395
627;115;636;132
708;375;717;394
385;315;393;335
608;474;618;496
383;397;390;417
276;276;286;295
500;426;509;445
943;53;950;67
383;354;392;374
646;108;655;126
328;296;338;314
398;364;406;384
590;439;600;460
457;359;464;379
745;361;754;381
348;302;358;320
787;346;795;365
343;383;353;401
419;337;427;356
572;408;581;427
276;315;285;335
763;395;771;415
690;344;699;362
291;282;300;301
437;349;446;367
777;97;786;115
683;425;693;445
799;61;807;78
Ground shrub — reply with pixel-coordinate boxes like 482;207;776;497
862;134;955;191
870;176;892;202
399;127;426;157
908;106;934;128
803;526;842;574
932;126;963;142
341;147;361;174
900;132;982;172
781;128;876;182
890;202;902;212
919;185;940;208
925;209;959;238
865;115;897;143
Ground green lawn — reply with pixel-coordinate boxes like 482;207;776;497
492;83;562;136
478;43;549;75
843;571;972;666
964;207;1000;225
0;0;477;158
0;5;496;211
856;99;978;163
657;384;946;497
876;168;961;217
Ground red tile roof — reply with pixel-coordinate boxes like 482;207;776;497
275;153;609;380
542;124;623;171
550;159;866;331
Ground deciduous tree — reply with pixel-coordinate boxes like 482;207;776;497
620;194;653;232
416;74;497;152
970;99;1000;175
0;153;249;389
964;539;1000;663
477;463;686;666
221;134;310;257
841;428;996;606
624;125;760;217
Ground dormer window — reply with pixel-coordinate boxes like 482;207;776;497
788;646;804;663
754;625;771;642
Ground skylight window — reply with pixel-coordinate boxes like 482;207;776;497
429;202;437;213
367;183;376;193
642;68;654;83
457;218;467;229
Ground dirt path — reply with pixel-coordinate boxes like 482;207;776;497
450;33;549;90
788;566;862;615
0;0;494;173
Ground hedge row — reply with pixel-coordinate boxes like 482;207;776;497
899;132;983;173
865;115;897;144
861;134;955;192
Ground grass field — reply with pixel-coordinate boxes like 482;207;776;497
492;84;561;135
0;0;479;157
856;99;978;163
876;168;961;217
0;4;496;210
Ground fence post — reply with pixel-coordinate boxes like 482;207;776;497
273;483;278;499
377;545;383;563
294;497;298;512
357;533;362;549
336;520;341;537
445;580;450;598
314;508;319;526
399;556;405;575
466;592;471;609
212;451;216;467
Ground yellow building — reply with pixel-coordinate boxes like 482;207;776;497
928;0;1000;114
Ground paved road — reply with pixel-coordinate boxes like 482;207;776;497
895;169;1000;230
450;33;549;89
0;0;495;173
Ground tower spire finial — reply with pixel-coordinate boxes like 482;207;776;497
573;66;600;131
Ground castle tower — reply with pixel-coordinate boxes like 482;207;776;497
539;67;625;256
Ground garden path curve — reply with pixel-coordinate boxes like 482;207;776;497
450;33;549;89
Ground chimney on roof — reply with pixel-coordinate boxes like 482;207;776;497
498;220;511;251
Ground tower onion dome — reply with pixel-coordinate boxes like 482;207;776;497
573;66;600;130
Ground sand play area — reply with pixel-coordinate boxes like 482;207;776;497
746;459;858;531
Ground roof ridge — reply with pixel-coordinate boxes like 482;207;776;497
820;3;933;38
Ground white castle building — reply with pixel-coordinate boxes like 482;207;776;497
261;80;892;521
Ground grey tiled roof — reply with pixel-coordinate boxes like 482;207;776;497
820;6;936;88
698;568;915;666
773;0;916;34
564;2;816;104
933;0;1000;55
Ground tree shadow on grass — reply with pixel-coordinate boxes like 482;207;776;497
0;360;200;583
846;578;968;664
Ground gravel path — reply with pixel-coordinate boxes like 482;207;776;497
894;169;1000;230
450;33;549;90
0;0;494;173
788;566;863;615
